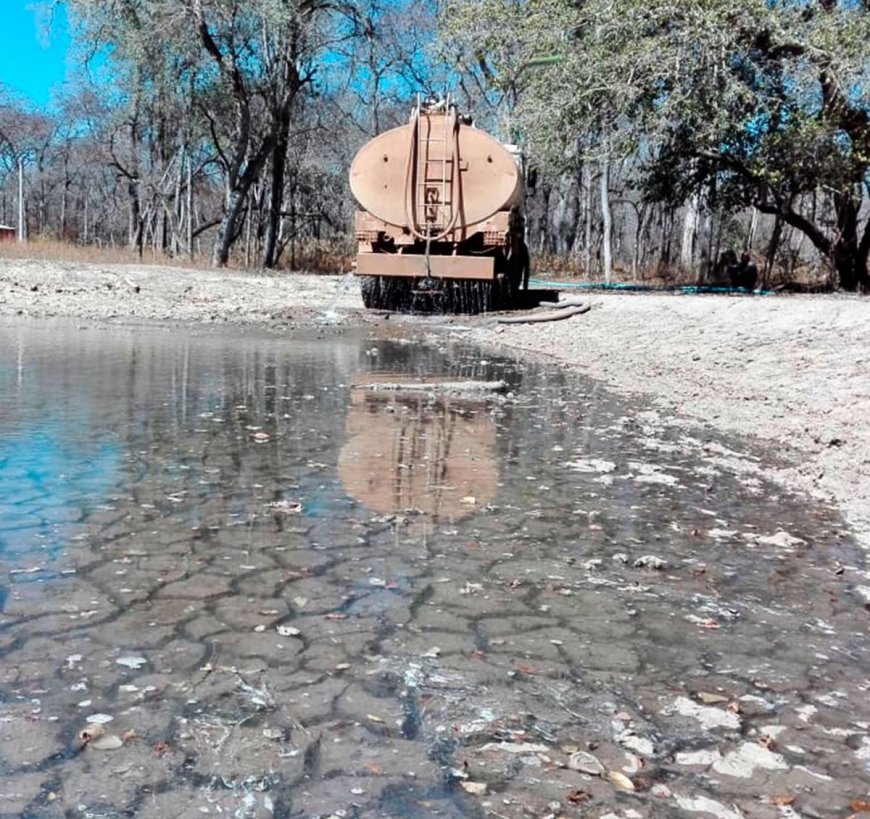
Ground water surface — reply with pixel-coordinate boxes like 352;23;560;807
1;318;868;818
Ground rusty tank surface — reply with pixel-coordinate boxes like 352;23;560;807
349;96;532;313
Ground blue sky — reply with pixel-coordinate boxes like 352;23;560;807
0;2;71;107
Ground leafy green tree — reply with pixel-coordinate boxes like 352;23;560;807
446;0;870;290
67;0;337;267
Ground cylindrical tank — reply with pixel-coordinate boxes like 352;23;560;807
349;114;523;231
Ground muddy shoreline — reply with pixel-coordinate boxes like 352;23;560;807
2;257;868;550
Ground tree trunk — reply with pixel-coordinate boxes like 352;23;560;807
599;161;612;283
583;164;593;275
263;112;290;268
244;195;253;268
756;191;869;292
699;208;713;285
213;187;248;267
832;243;869;291
633;203;649;280
746;207;759;252
290;178;297;270
764;214;783;288
706;177;718;283
680;193;699;273
831;194;868;291
17;157;25;243
60;180;69;240
187;155;194;259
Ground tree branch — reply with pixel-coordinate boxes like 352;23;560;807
755;199;832;257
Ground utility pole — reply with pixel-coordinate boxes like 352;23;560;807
17;155;25;243
0;127;25;243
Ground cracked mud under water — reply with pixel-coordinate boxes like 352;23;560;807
1;318;869;819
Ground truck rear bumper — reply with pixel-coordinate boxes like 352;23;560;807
355;253;494;280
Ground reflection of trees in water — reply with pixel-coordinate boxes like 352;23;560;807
113;339;359;527
338;386;498;521
335;339;536;522
0;325;363;543
360;339;524;390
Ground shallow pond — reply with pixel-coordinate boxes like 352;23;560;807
1;318;868;819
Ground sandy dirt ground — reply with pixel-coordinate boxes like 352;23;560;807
465;291;870;553
2;257;868;550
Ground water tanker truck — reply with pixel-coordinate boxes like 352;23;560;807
349;96;531;313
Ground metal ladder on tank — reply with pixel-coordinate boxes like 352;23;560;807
415;94;455;236
404;95;463;310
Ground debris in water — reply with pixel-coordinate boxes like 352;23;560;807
78;723;105;746
268;500;303;515
674;793;744;819
749;530;806;550
686;615;720;629
91;734;124;750
564;458;616;473
672;696;741;730
352;379;507;396
116;656;147;670
607;770;635;791
633;555;669;569
567;750;605;775
479;742;550;755
698;692;730;705
713;741;788;777
460;781;487;795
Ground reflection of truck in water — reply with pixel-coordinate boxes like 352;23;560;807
337;376;498;521
349;96;534;314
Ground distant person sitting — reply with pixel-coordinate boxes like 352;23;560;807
722;250;758;290
729;252;758;290
718;249;738;285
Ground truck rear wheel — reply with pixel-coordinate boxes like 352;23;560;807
361;274;513;313
360;275;382;308
360;276;413;311
444;280;507;314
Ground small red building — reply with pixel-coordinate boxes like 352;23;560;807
0;225;15;242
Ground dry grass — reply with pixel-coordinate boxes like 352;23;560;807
270;237;355;274
0;237;355;274
0;237;834;290
533;252;833;291
533;253;699;286
0;238;204;269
